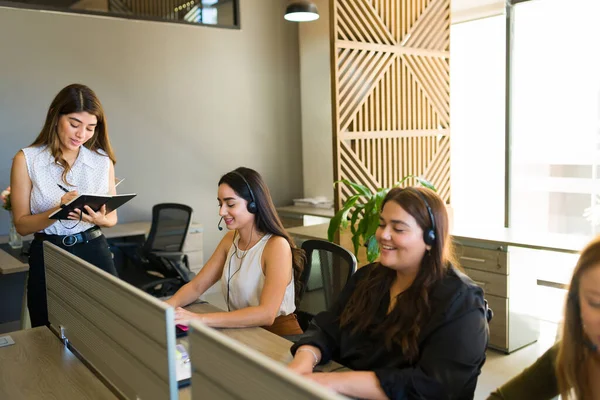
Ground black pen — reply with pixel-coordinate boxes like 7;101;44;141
57;183;70;193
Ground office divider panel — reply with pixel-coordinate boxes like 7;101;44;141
188;320;348;400
44;242;178;400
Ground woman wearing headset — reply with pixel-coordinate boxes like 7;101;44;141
165;167;304;336
287;187;489;399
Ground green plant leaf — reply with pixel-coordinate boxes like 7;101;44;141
334;179;372;197
393;175;437;192
339;195;360;230
351;230;362;257
349;204;364;235
414;177;437;192
365;235;380;262
327;194;360;242
327;209;345;243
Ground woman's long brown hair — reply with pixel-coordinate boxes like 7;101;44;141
556;236;600;399
30;84;116;185
218;167;305;305
339;187;454;361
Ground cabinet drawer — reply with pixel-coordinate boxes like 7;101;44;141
486;294;508;351
455;244;508;275
464;268;508;298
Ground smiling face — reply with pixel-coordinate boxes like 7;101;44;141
57;112;97;153
579;263;600;350
375;200;430;273
217;183;255;231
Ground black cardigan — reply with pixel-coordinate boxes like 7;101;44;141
291;263;489;400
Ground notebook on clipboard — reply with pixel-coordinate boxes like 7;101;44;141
49;193;136;220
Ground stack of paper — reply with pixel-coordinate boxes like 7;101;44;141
293;197;333;209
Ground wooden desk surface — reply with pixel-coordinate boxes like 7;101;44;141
287;223;329;241
0;327;117;400
278;205;335;218
178;302;348;399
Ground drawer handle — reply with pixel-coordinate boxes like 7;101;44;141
460;256;486;263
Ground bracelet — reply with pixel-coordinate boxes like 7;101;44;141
296;347;319;368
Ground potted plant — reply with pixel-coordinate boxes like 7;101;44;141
327;176;436;263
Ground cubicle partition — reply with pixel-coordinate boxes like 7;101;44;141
43;242;179;400
188;320;348;400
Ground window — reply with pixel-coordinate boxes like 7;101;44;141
509;0;600;236
450;15;505;230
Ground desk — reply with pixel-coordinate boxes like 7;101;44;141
178;302;348;399
0;327;118;399
0;221;203;334
0;304;346;400
277;205;334;229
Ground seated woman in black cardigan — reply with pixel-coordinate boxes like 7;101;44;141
288;187;489;400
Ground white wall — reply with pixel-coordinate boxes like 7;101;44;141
0;0;303;261
298;0;333;201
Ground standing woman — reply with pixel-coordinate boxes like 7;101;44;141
288;187;489;399
11;84;119;328
166;167;304;336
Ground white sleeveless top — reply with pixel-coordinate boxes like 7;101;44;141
21;145;111;235
221;233;296;316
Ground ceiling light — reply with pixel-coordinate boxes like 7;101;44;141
284;1;319;22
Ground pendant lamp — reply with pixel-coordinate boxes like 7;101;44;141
284;1;319;22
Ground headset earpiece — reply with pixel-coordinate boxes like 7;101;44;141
247;200;258;214
232;171;258;214
409;188;436;246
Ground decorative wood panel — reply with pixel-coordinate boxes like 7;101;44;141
331;0;451;206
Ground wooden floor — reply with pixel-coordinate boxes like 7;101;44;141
203;289;558;400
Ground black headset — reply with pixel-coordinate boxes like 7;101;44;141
408;187;436;246
232;171;257;214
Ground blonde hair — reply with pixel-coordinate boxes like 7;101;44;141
556;236;600;399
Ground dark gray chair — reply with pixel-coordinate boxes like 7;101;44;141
295;239;357;332
113;203;195;297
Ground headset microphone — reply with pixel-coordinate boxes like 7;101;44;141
217;216;224;231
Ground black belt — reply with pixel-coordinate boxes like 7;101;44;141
34;226;103;247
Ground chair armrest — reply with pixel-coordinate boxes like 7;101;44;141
148;251;193;282
148;251;186;260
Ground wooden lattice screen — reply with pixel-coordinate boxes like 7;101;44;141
331;0;451;207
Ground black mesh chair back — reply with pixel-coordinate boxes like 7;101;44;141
143;203;193;255
114;203;194;298
295;240;357;331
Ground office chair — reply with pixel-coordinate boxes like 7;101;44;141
295;239;357;332
113;203;195;298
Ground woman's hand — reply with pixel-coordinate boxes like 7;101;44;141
304;372;344;392
68;204;110;226
287;355;315;375
174;307;204;325
60;190;79;207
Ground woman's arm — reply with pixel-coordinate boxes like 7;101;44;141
288;265;372;373
305;371;388;400
176;236;293;328
166;231;233;309
11;151;77;236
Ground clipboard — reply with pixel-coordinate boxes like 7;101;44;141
49;193;137;220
